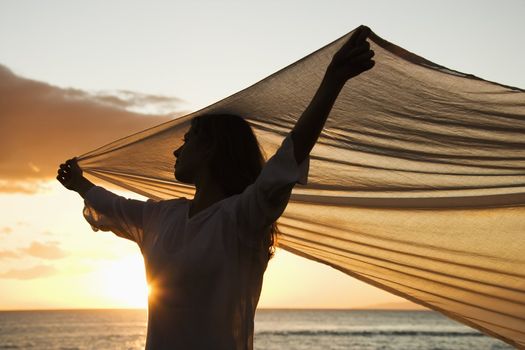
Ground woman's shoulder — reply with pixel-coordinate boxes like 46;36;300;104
142;197;188;228
144;196;189;215
217;193;246;224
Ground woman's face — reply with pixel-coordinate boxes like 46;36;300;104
173;127;210;184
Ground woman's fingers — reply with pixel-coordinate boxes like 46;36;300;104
57;159;74;178
361;59;375;71
348;25;369;46
346;26;362;47
357;26;371;43
56;174;67;185
336;46;374;71
341;42;370;60
352;49;375;64
58;164;69;173
65;158;77;167
60;158;79;172
341;26;371;54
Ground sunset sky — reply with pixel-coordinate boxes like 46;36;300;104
0;0;524;310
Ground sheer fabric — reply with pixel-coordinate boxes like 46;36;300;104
78;27;525;348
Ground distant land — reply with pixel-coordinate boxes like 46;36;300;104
360;301;429;310
256;301;429;311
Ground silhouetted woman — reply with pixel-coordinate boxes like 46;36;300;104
57;26;374;350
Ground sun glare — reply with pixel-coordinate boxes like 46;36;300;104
97;255;149;308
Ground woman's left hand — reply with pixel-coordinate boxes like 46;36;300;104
324;25;375;87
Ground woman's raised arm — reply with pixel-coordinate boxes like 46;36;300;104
291;25;375;164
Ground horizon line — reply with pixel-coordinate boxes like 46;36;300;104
0;306;431;312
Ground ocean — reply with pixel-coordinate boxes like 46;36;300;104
0;309;514;350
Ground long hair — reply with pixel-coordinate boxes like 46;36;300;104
190;113;280;259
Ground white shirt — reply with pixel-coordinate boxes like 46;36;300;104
82;133;309;350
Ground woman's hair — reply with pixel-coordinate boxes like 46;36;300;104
190;113;280;259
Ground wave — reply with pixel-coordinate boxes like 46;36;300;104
255;330;483;337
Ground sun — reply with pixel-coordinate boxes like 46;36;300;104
97;254;149;308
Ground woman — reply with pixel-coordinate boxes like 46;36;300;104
57;26;374;350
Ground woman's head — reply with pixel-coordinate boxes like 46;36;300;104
174;114;264;193
173;113;279;258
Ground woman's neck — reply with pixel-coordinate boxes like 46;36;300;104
189;174;227;218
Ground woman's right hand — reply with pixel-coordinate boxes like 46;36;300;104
57;157;84;192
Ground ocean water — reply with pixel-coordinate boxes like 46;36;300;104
0;309;514;350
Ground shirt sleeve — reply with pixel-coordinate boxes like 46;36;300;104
82;186;152;247
233;131;310;247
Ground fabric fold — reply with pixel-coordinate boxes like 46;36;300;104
77;26;525;348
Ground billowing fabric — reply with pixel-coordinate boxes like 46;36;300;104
83;134;309;350
77;27;525;348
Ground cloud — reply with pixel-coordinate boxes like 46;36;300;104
0;265;57;280
0;179;50;194
0;250;19;259
0;241;67;260
20;241;68;260
0;226;13;234
92;89;185;114
0;64;184;192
